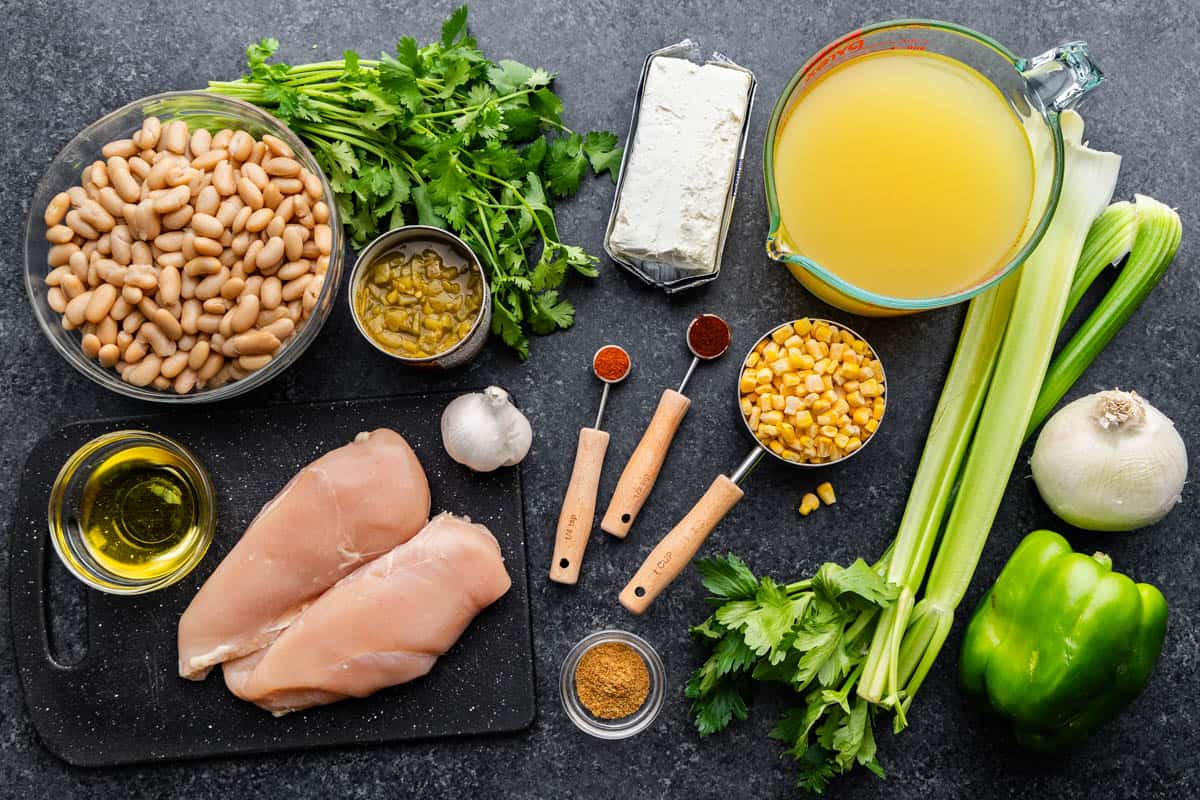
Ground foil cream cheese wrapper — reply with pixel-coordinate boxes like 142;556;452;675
603;40;757;294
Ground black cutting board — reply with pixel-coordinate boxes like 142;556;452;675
9;392;535;767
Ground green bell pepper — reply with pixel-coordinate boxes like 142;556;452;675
960;529;1167;752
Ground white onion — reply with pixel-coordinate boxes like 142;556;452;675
1030;389;1187;531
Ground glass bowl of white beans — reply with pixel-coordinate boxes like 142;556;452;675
24;91;343;403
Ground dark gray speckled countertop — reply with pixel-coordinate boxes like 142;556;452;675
2;1;1197;798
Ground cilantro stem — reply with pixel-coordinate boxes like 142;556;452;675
414;88;535;118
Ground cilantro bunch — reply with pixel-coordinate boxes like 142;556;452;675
686;552;898;793
208;6;621;358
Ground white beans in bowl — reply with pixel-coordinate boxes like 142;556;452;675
42;118;333;395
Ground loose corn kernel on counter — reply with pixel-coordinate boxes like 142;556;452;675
739;319;885;464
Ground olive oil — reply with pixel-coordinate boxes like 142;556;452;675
77;445;205;581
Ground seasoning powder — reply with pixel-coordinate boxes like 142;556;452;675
593;346;630;382
574;642;650;719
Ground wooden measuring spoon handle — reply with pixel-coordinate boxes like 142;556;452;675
549;427;611;585
619;474;744;613
601;389;692;539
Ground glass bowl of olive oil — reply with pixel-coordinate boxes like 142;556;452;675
48;430;215;594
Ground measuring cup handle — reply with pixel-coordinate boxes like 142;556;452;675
1021;41;1104;113
549;427;610;585
601;389;691;539
619;474;744;614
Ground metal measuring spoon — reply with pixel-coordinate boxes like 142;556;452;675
549;345;631;585
601;315;731;539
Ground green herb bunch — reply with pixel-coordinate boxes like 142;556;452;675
208;6;621;358
687;552;897;793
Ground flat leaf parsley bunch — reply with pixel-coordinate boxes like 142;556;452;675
209;6;621;357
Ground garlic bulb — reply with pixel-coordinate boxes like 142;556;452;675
1030;389;1187;531
441;386;532;472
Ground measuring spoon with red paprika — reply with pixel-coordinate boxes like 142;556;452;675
601;314;730;538
550;345;632;584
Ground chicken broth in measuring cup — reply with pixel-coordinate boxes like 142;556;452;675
354;240;485;359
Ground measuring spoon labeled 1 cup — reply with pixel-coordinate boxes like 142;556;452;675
550;345;631;585
601;315;731;538
619;319;886;613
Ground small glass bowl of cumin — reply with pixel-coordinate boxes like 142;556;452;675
559;629;665;739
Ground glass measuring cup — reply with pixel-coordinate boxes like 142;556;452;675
764;20;1104;316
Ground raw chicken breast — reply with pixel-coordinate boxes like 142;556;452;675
177;429;430;680
223;512;511;715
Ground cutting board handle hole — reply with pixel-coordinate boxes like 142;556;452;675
44;550;88;668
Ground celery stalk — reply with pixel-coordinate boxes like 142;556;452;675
1030;195;1182;433
1062;201;1137;324
857;273;1018;709
876;111;1122;703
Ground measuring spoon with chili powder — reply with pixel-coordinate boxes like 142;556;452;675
550;345;632;584
601;314;730;538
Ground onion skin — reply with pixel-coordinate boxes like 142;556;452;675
1030;390;1187;532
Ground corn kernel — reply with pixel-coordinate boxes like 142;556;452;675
834;434;849;449
782;372;802;388
787;348;806;368
794;410;814;428
761;410;784;425
749;407;760;429
828;342;844;361
860;366;876;380
816;412;835;427
861;378;881;397
756;367;773;385
804;374;824;393
745;352;760;368
739;372;757;393
794;317;813;336
832;399;849;417
847;390;866;407
771;394;786;411
781;449;801;462
811;399;831;414
840;363;860;380
783;335;803;349
780;423;797;445
846;437;863;452
760;424;779;439
865;418;878;433
804;339;824;359
772;357;791;374
771;324;794;343
740;397;754;416
754;385;773;396
816;482;836;505
799;492;820;516
820;425;839;438
852;407;871;426
813;324;832;343
763;343;781;361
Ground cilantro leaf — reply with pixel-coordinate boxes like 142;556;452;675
543;133;587;197
440;5;469;47
583;131;622;181
488;59;533;94
395;36;420;71
529;290;573;333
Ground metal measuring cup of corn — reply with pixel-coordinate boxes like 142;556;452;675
619;318;886;613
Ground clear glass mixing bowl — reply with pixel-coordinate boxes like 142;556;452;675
24;91;343;402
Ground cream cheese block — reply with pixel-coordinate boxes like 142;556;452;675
608;57;752;275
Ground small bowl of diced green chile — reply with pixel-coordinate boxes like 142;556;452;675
349;225;491;368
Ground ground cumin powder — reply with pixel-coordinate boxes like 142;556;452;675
574;642;650;719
